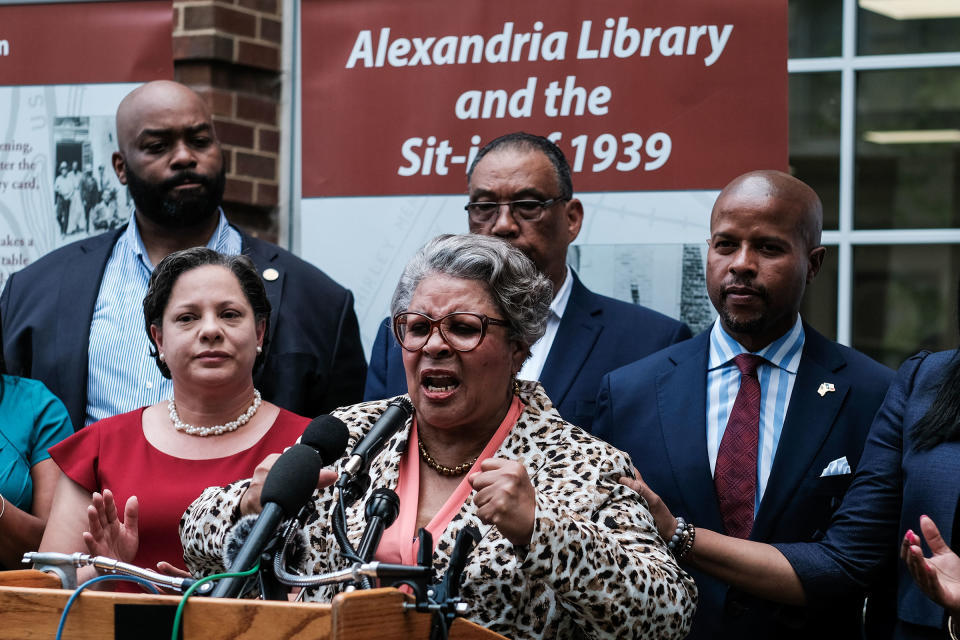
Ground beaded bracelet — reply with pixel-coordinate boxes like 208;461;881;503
679;522;696;559
667;517;695;560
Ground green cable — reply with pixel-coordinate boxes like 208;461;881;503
171;562;261;640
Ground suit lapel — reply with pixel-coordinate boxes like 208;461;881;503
58;230;121;429
241;234;282;347
752;328;849;539
539;274;600;408
657;334;727;532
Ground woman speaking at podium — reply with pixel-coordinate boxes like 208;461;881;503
182;234;696;639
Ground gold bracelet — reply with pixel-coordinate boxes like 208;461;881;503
949;614;959;640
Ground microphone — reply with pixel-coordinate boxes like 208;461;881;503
211;437;344;599
300;414;351;460
337;397;413;502
355;488;400;589
264;414;352;589
22;551;214;594
356;488;400;562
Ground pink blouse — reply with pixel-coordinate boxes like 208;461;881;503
376;395;524;565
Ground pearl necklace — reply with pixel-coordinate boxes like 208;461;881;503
168;389;262;437
417;437;478;477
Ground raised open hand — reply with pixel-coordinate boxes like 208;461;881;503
82;489;139;563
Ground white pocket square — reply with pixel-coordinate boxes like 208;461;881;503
820;456;851;477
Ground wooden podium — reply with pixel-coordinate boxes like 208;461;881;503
0;571;506;640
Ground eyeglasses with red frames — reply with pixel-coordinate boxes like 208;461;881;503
393;311;510;352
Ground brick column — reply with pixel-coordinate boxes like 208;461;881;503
172;0;283;240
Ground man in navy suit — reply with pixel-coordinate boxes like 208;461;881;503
364;132;691;429
1;81;366;429
594;170;894;639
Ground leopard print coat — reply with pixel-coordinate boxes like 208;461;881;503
181;381;696;639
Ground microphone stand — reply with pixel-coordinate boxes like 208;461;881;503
255;535;288;601
426;526;480;640
22;552;215;595
267;525;476;640
331;470;369;568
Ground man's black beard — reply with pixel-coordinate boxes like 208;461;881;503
125;164;225;230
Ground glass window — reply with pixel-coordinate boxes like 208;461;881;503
789;72;842;230
789;0;842;58
858;6;960;56
854;67;960;229
852;244;960;368
800;244;838;341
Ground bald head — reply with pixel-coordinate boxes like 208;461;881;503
111;80;225;232
712;170;823;251
116;81;214;153
706;170;827;351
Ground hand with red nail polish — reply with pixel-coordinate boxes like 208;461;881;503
901;515;960;615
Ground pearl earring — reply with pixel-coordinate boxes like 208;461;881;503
256;345;262;354
159;352;165;362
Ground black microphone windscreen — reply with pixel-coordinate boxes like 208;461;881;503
301;415;350;463
260;444;324;515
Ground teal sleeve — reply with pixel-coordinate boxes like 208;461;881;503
25;379;74;467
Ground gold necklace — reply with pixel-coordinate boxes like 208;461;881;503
417;437;479;477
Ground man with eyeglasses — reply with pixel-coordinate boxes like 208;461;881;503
365;132;692;429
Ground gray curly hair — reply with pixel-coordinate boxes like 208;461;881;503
390;234;553;348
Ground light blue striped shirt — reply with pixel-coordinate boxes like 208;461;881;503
85;211;242;426
706;315;805;512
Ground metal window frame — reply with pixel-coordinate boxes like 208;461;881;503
789;0;960;345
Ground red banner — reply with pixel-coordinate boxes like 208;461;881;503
301;0;787;197
0;1;173;86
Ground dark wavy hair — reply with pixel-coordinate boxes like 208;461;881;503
142;247;271;379
911;278;960;450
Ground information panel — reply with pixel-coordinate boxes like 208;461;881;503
301;0;787;197
0;1;173;288
299;0;787;354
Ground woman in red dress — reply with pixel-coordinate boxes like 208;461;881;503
39;248;311;582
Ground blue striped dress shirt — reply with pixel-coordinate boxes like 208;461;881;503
85;211;242;426
706;315;805;512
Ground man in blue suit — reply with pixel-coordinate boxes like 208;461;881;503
364;132;691;429
594;170;895;639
